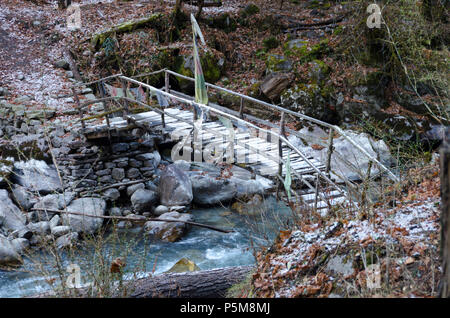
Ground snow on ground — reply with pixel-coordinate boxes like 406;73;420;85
254;191;441;297
0;0;75;114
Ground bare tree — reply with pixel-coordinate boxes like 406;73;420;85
440;128;450;298
58;0;71;9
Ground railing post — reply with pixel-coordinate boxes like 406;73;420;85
314;173;320;212
146;78;150;104
239;97;244;119
193;103;198;122
326;129;334;177
277;112;286;198
120;79;130;122
361;160;373;207
165;70;170;93
162;71;170;128
72;87;85;130
97;81;112;146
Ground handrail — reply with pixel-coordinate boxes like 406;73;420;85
72;74;123;88
131;69;167;79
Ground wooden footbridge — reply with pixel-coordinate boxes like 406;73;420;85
70;69;398;214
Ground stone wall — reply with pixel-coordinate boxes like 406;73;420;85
55;134;161;197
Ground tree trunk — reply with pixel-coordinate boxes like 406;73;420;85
33;265;254;298
126;265;254;298
196;0;204;20
174;0;183;15
440;128;450;298
58;0;71;9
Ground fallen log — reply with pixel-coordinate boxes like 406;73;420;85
126;265;253;298
33;265;254;298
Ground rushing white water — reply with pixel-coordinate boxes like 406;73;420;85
0;196;291;298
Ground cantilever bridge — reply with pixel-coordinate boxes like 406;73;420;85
69;69;398;214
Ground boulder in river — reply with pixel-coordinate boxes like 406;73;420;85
0;190;27;234
11;185;37;211
158;164;193;207
324;130;393;181
32;192;75;221
191;175;237;206
144;211;193;242
166;258;200;273
131;188;158;213
0;234;23;267
12;160;62;194
62;198;107;235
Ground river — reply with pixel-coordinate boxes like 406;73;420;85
0;196;291;297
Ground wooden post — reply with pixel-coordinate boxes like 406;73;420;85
193;103;198;122
97;81;112;146
146;78;150;104
72;87;85;130
440;128;450;298
165;71;170;93
239;97;244;119
314;173;320;212
276;112;286;197
162;71;170;128
361;160;373;207
120;79;130;122
325;129;334;177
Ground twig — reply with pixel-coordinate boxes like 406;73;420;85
82;179;152;195
31;208;234;233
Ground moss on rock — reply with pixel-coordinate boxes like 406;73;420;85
91;13;163;49
174;51;224;92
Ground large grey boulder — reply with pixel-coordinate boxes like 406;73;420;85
0;190;27;233
191;175;237;206
136;151;161;169
62;198;107;235
32;192;75;221
12;160;63;194
0;235;22;266
323;130;393;181
11;185;37;211
10;238;29;255
126;182;145;197
158;164;193;206
144;212;193;242
130;188;158;213
260;72;292;101
27;221;51;235
289;128;394;182
235;177;273;197
102;188;120;201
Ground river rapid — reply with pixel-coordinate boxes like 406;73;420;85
0;196;291;297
